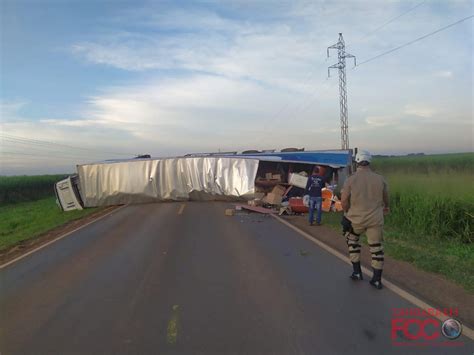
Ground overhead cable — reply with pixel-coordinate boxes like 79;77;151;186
358;1;426;40
0;150;109;160
0;151;100;160
357;15;474;66
1;139;122;159
0;133;135;157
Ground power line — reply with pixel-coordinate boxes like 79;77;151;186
1;134;134;156
357;14;474;66
287;79;336;121
1;150;112;160
1;139;123;159
358;1;426;41
282;0;426;136
261;70;318;128
0;151;100;161
259;67;335;138
1;147;111;161
0;133;136;157
255;80;337;142
276;4;425;132
1;137;115;155
327;33;356;150
261;3;427;133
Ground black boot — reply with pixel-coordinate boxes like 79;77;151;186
350;262;363;280
369;268;383;289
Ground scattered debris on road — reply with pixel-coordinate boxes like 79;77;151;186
229;163;346;217
299;250;311;257
225;209;235;216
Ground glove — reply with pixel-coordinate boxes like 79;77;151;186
303;195;310;207
341;215;352;234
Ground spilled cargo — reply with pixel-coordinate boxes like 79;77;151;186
55;150;353;211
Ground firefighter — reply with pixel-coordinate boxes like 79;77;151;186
341;150;390;289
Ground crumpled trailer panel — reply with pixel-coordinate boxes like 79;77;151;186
77;157;259;207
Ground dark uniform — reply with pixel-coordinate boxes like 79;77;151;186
305;173;326;225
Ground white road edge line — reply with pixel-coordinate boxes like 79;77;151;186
0;205;128;270
271;214;474;341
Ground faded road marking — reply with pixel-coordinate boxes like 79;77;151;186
178;204;186;215
167;305;180;344
271;214;474;341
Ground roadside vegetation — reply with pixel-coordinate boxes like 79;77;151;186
1;154;473;290
372;153;473;245
0;175;98;251
0;197;98;251
0;174;67;205
326;152;474;291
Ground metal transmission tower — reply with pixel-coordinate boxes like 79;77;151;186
327;33;356;150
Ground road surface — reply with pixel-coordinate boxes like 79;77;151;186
1;202;472;354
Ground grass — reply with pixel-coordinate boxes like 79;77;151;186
1;154;473;289
372;154;474;244
0;197;98;251
322;153;474;291
383;230;473;292
0;174;69;205
322;212;474;292
371;153;474;175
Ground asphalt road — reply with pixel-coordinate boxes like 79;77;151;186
1;202;472;354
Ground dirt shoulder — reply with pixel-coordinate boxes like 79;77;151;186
0;205;121;266
283;215;474;328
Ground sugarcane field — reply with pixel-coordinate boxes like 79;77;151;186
1;1;473;354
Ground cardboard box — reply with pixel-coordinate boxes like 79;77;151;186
264;192;282;205
265;173;273;179
271;185;286;196
322;199;332;212
272;174;282;181
289;173;308;189
334;200;343;212
322;188;333;200
248;199;263;207
225;209;235;216
289;197;309;213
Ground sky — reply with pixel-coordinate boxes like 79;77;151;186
0;0;473;175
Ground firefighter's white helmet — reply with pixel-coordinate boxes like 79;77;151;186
355;150;372;163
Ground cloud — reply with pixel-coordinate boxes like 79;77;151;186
70;5;342;96
39;119;101;127
37;74;327;145
365;115;399;127
1;72;344;165
434;70;453;78
70;25;325;95
2;1;473;174
0;100;28;122
404;105;436;118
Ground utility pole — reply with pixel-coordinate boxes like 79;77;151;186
327;33;356;150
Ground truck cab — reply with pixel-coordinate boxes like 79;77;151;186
54;175;84;211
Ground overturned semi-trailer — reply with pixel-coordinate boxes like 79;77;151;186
55;150;353;211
